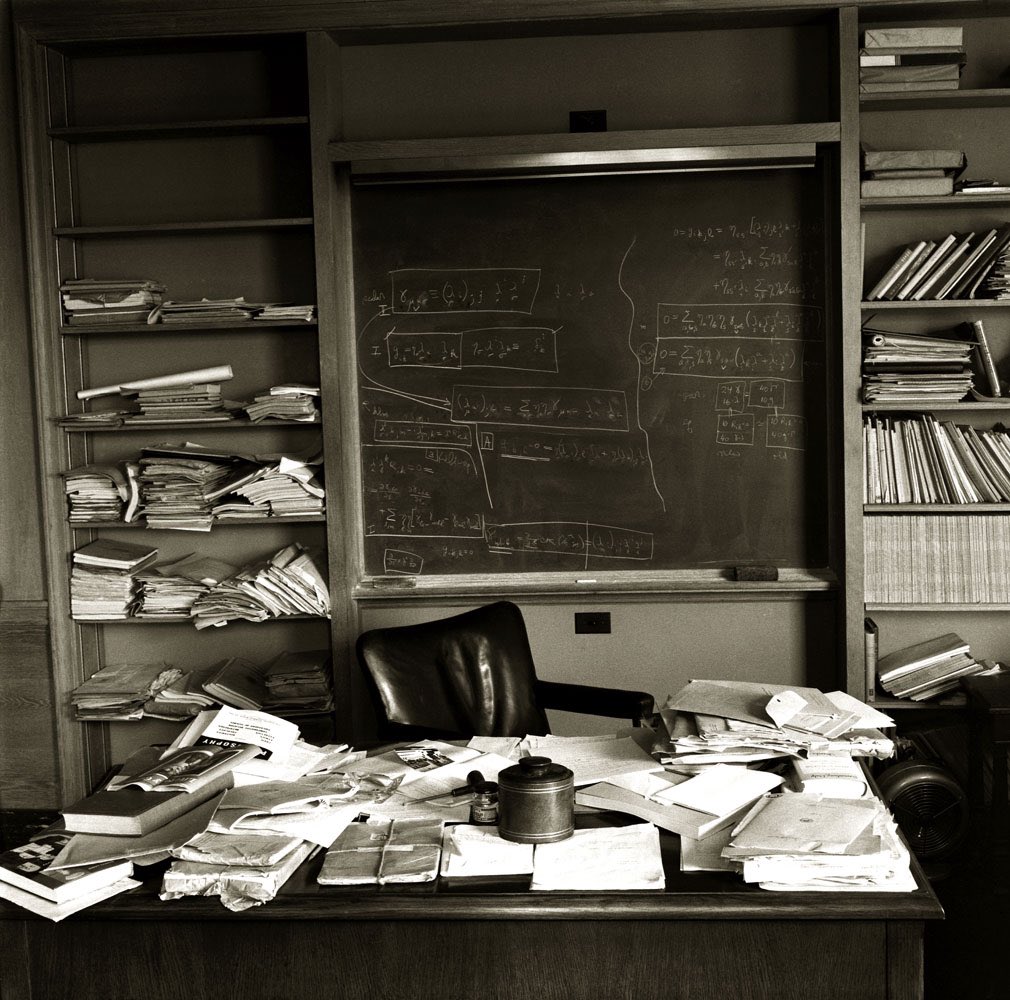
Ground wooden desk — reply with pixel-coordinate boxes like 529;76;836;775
0;815;942;1000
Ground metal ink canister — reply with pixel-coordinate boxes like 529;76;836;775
497;756;575;844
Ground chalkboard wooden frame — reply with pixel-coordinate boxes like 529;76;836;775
333;132;839;598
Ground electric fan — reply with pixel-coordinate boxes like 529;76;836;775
876;758;971;869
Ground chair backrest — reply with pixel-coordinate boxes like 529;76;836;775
356;601;551;739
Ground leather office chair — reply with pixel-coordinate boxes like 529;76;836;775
355;600;655;740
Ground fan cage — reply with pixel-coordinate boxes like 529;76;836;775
877;760;970;861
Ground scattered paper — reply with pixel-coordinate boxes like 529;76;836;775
531;823;665;891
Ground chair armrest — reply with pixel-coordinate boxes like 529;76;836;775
535;680;655;726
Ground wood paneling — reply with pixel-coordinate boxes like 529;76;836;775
0;602;58;809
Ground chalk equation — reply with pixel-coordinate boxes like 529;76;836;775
485;521;654;561
451;385;629;431
383;549;424;575
390;268;540;314
386;327;559;372
657;303;822;339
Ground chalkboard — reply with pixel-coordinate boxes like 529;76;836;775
350;166;827;578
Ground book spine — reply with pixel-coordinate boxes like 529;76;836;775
864;617;879;700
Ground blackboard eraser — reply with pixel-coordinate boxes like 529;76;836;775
369;576;417;589
732;565;778;582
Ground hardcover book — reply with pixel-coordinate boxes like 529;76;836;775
0;830;132;902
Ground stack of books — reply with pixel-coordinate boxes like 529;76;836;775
189;542;329;629
243;384;321;423
60;278;165;326
127;381;232;424
876;632;987;701
864;413;1010;504
865;225;1010;301
861;327;974;404
0;828;138;921
860;25;965;94
861;148;965;199
70;538;158;620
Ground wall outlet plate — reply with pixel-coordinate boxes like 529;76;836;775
574;611;611;634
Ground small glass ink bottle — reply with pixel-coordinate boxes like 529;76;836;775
469;779;499;826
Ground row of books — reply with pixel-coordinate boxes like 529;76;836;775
860;25;965;95
60;278;315;326
865;514;1010;603
860;147;966;200
61;445;325;528
863;413;1010;505
70;649;334;722
68;538;330;625
861;324;982;404
876;632;991;702
865;225;1010;301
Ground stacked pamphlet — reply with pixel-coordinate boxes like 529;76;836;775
59;463;131;523
860;148;965;199
70;661;183;721
860;25;965;95
60;277;165;326
861;326;974;404
69;538;158;620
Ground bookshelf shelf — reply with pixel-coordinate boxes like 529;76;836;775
58;418;321;432
866;604;1010;612
861;402;1010;412
860;87;1010;111
54;218;314;237
48;116;309;142
68;515;327;528
864;504;1010;513
60;321;317;336
71;614;329;624
862;195;1010;209
861;300;1010;309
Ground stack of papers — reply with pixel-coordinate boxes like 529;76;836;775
149;297;260;325
577;764;783;840
70;661;183;721
721;792;916;892
60;463;131;523
519;732;661;786
136;445;262;530
658;680;895;765
223;455;325;516
254;304;316;323
261;649;334;716
531;823;665;891
243;384;321;423
319;817;444;885
136;554;237;619
189;543;329;629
